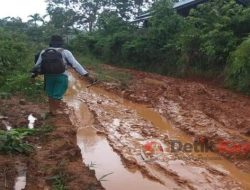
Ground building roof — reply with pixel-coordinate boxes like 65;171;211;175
132;0;249;23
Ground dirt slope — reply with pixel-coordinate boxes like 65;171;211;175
0;97;104;190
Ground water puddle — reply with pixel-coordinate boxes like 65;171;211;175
65;88;168;189
83;78;250;189
127;103;250;189
77;127;167;190
14;161;26;190
125;101;250;189
224;127;250;141
65;72;250;189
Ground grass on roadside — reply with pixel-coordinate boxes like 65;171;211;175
50;172;67;190
0;126;53;154
98;172;113;182
77;54;133;87
0;53;46;102
0;72;45;102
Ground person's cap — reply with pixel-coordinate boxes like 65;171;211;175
49;35;64;47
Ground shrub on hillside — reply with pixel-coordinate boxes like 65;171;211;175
0;29;29;76
226;36;250;93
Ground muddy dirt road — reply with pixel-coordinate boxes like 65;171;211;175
0;97;104;190
64;69;250;190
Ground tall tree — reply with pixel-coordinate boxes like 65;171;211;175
110;0;135;20
28;13;44;27
45;0;144;31
0;17;27;32
45;0;108;32
76;0;109;32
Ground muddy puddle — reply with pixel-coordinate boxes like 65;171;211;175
125;101;250;189
14;161;26;190
77;127;167;190
65;78;167;189
65;72;250;190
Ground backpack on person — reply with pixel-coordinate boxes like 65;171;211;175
40;48;66;74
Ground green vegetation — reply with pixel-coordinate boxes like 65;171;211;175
69;0;250;93
0;0;249;94
76;54;133;86
0;27;44;100
0;129;33;154
0;126;53;154
226;36;250;93
98;172;114;182
87;161;97;169
50;172;67;190
95;68;132;86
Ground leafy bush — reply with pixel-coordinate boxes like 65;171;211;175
0;29;29;73
0;126;53;154
15;0;250;95
177;0;245;74
0;29;45;100
226;36;250;93
0;72;44;100
0;129;33;154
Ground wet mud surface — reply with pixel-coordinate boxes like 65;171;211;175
65;71;250;190
0;155;16;190
25;111;104;190
0;97;46;190
1;63;249;189
98;65;250;172
0;97;104;190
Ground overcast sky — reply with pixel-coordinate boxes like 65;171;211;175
0;0;47;21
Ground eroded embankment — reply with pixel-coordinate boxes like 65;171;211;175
0;96;103;190
25;109;104;190
65;72;249;190
0;155;16;189
0;97;48;190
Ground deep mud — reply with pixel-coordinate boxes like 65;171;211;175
0;97;46;190
65;71;250;190
65;83;168;190
0;97;104;190
97;65;250;172
1;63;249;190
25;110;104;190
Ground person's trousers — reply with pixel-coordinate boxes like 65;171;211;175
44;74;68;100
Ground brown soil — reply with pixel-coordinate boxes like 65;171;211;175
0;155;16;189
94;64;250;172
0;97;104;190
1;63;249;189
68;70;248;189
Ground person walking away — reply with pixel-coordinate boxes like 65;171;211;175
31;35;94;115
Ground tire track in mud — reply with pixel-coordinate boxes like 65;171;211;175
127;75;250;170
65;80;169;190
155;96;250;173
65;72;246;190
